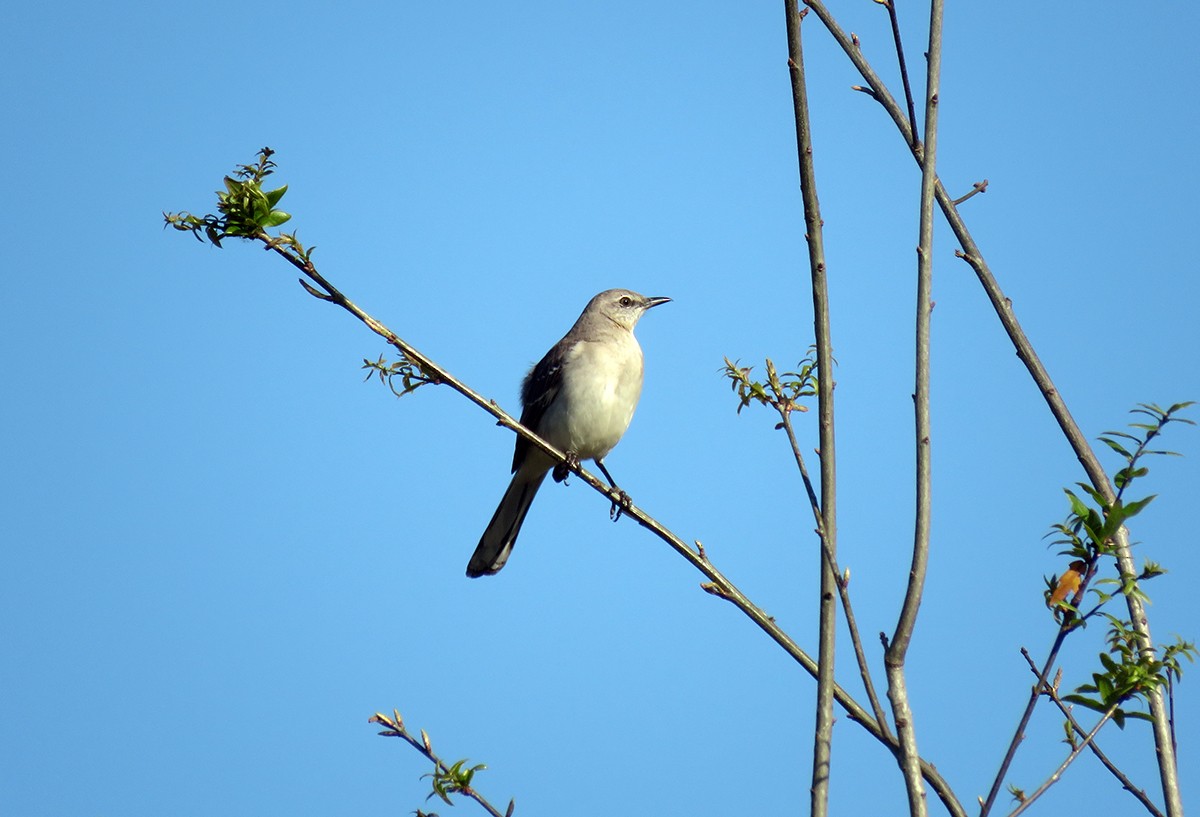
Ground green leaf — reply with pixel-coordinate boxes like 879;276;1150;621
1099;436;1133;459
1104;430;1142;443
261;210;292;228
1062;694;1106;712
264;184;289;207
1076;482;1107;507
1064;489;1089;519
1120;494;1157;520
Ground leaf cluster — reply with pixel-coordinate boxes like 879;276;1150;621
370;710;512;815
363;353;439;398
1063;616;1196;729
1046;402;1193;581
423;758;488;806
722;353;817;420
163;147;309;259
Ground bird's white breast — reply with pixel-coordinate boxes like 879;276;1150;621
543;334;644;460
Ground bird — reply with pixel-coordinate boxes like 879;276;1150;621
466;288;670;577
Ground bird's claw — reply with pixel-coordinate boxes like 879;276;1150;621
609;489;632;522
553;452;581;484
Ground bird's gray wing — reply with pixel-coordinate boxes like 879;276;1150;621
512;342;567;473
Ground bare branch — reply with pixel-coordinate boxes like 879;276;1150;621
879;0;919;144
951;179;988;206
881;2;942;815
783;4;839;813
778;410;892;743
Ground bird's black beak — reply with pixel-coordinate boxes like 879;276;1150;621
647;297;671;309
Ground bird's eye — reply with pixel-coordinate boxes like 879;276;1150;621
619;296;632;307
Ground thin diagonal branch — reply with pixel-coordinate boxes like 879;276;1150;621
779;410;892;743
880;0;918;143
1003;705;1119;817
783;4;839;814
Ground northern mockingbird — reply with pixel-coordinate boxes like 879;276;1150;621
466;289;670;577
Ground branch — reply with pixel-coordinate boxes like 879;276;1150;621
1003;704;1118;817
798;3;1183;812
778;409;892;743
1020;652;1166;817
951;179;988;206
782;4;839;814
882;2;942;814
878;0;918;143
369;711;512;817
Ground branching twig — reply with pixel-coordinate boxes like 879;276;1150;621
1002;704;1119;817
369;711;512;817
1019;650;1166;817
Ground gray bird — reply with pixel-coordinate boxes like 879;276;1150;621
467;289;670;577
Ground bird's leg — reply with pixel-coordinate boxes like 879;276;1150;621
553;451;581;484
595;459;632;521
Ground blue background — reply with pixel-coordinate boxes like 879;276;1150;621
3;2;1197;814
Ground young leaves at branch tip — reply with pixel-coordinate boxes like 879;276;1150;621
370;710;510;816
163;146;311;261
722;352;818;423
362;354;440;398
1045;401;1194;592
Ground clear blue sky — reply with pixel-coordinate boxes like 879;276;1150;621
3;2;1198;815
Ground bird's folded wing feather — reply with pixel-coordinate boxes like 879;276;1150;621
512;344;567;473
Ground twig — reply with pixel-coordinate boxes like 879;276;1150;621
1003;705;1118;817
783;4;839;814
879;0;919;144
1019;651;1166;817
369;711;510;817
779;411;892;743
951;179;988;206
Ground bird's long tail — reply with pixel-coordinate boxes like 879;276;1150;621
466;470;547;577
